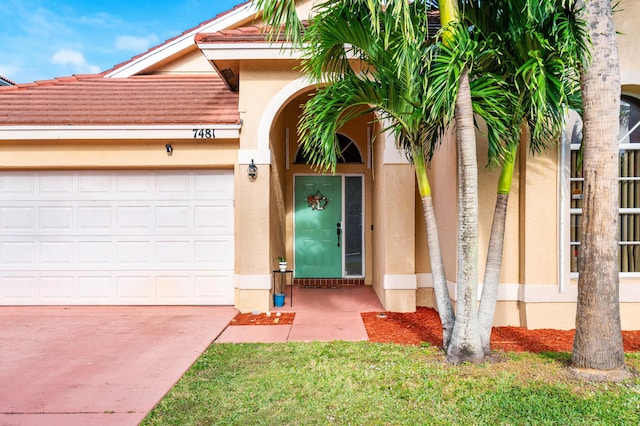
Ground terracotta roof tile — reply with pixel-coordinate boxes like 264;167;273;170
0;74;239;126
195;25;277;44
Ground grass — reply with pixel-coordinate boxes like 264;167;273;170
142;342;640;425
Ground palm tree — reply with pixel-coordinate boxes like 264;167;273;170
431;0;588;360
451;1;588;354
572;0;626;374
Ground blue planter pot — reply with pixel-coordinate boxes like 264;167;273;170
273;293;286;307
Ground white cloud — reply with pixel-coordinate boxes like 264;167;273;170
51;49;85;66
51;49;101;74
115;34;160;52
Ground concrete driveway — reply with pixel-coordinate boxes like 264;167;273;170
0;306;237;426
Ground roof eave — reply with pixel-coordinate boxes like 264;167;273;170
198;42;303;61
0;124;242;140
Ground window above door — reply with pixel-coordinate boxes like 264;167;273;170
294;133;363;164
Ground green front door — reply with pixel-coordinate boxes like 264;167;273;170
294;176;342;278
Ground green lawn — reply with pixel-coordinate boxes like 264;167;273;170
142;342;640;425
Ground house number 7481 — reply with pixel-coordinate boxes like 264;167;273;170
192;129;216;138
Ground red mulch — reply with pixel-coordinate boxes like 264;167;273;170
230;312;295;326
362;307;640;353
229;308;640;353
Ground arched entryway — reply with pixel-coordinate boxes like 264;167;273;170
257;78;420;313
270;89;375;287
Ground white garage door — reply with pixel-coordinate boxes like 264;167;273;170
0;170;234;305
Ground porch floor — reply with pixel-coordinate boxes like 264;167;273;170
215;285;385;343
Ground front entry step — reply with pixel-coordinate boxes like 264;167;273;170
295;278;364;288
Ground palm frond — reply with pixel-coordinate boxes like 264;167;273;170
253;0;305;45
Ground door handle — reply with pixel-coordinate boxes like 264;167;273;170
336;222;341;247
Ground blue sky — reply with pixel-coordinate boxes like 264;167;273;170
0;0;245;84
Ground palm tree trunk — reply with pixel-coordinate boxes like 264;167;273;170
447;69;483;363
478;192;508;354
413;146;455;350
572;0;625;372
478;144;517;354
421;194;455;350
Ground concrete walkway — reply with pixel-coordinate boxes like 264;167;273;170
0;306;237;426
215;285;384;343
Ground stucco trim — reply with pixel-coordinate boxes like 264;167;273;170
518;283;577;302
520;283;640;303
0;124;241;140
416;273;456;301
383;274;417;290
416;272;433;288
417;273;640;303
236;274;271;290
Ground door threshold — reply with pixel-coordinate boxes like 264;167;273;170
295;278;365;288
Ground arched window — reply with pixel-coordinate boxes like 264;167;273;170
569;95;640;272
294;133;363;164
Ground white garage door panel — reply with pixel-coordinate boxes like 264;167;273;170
0;236;234;269
0;170;234;305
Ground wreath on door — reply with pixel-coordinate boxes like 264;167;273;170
307;190;329;210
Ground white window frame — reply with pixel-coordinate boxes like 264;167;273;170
563;94;640;284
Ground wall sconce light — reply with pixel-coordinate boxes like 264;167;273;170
165;144;173;155
247;159;258;180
